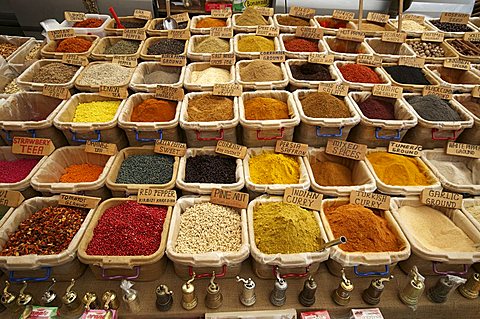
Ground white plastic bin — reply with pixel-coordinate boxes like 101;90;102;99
57;14;111;37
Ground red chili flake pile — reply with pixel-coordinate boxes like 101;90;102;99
86;201;167;256
0;206;88;256
0;158;40;183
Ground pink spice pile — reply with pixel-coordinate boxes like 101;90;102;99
0;158;40;183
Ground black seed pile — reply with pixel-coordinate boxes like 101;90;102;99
185;155;237;184
116;154;174;184
383;66;431;85
147;39;186;55
290;63;333;81
430;20;472;33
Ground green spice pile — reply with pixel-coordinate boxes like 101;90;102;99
105;39;140;54
31;62;79;84
147;39;185;55
116;154;174;185
77;63;133;87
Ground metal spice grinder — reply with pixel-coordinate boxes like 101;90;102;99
399;266;425;307
270;269;287;307
236;276;256;307
205;271;223;309
299;276;317;307
362;276;393;305
1;281;19;313
121;280;140;313
332;269;353;306
16;281;34;310
41;278;61;308
102;290;120;310
181;273;198;310
459;273;480;299
155;284;173;311
60;279;83;318
82;292;100;311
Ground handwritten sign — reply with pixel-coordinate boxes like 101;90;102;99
210;53;235;66
382;31;407;43
422;86;452;100
211;8;232;19
337;28;365;42
154;139;186;157
85;141;117;156
472;86;480;98
443;58;471;71
111;55;138;68
254;7;274;17
308;53;334;65
421;189;463;209
332;10;355;21
295;27;323;40
137;188;176;206
421;32;444;42
350;191;390;210
356;55;382;67
403;14;425;24
212;83;242;97
283;188;322;211
215;140;247;159
259;51;285;62
155;85;184;101
256;25;279;37
0;190;24;207
160;54;186;66
171;12;190;23
42;85;71;100
325;139;367;160
133;9;152;20
367;12;390;24
398;56;425;69
12;137;55;156
464;32;480;42
440;12;469;25
62;54;89;67
99;86;128;99
167;29;191;40
289;6;315;20
388;141;422;157
446;142;480;159
275;140;308;157
47;29;75;40
211;189;249;209
372;85;403;99
64;11;86;22
318;83;349;96
58;194;101;209
122;29;146;41
210;27;233;38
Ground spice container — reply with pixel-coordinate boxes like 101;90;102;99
184;62;235;91
91;36;143;61
74;61;134;93
321;198;411;277
129;62;185;93
306;148;376;197
381;63;439;92
104;16;149;36
140;37;188;61
248;195;330;278
41;35;99;60
54;93;128;148
118;92;181;146
364;38;416;63
426;19;476;38
106;146;179;197
286;59;340;90
180;92;239;147
402;93;474;148
0;92;67;147
279;34;327;59
346;91;418;147
30;145;115;199
191;15;232;34
462;198;480;233
424;64;480;92
232;10;274;33
57;14;110;36
334;61;391;91
314;15;351;35
7;40;44;74
236;60;288;90
273;14;316;33
391;197;480;275
187;35;233;62
406;39;458;64
453;94;480;144
387;18;435;37
166;196;249;279
349;19;390;37
78;198;171;281
444;39;480;63
293;89;360;147
323;36;374;61
244;147;310;196
147;17;191;37
0;195;94;281
365;148;441;195
0;36;34;61
176;147;244;195
234;34;280;60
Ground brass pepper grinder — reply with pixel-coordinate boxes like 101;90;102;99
459;273;480;299
60;279;83;318
120;280;140;312
16;281;34;311
299;276;317;307
236;276;256;307
155;285;173;311
102;290;120;310
181;273;198;310
332;269;354;306
362;276;394;305
399;266;425;307
1;281;19;313
427;275;466;304
82;292;100;311
41;278;61;308
205;271;223;309
270;269;288;307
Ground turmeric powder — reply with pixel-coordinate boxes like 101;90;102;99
244;97;289;120
366;152;432;186
249;152;300;184
60;163;104;183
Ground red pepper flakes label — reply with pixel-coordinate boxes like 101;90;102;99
137;188;177;206
42;85;71;100
388;141;422;157
210;53;235;66
381;31;407;43
62;54;89;67
154;139;186;157
443;58;471;71
372;85;403;99
160;54;186;66
12;137;55;156
318;83;349;97
336;28;365;42
421;189;463;209
111;55;138;68
422;86;452;100
211;8;232;19
464;32;480;42
403;14;425;24
210;27;233;38
367;12;390;24
283;188;322;211
275;140;308;157
58;193;101;209
122;29;146;41
325;139;367;160
99;86;128;99
84;141;117;156
440;12;469;25
350;190;390;210
211;188;249;209
167;29;191;40
398;56;425;69
133;9;152;20
254;7;274;17
295;27;323;40
171;12;190;23
212;83;242;97
472;86;480;98
64;11;86;22
256;25;279;37
215;140;247;159
446;141;480;159
0;190;24;208
308;53;334;65
356;54;382;67
421;32;444;42
332;10;355;21
259;51;285;63
289;6;315;20
48;28;75;40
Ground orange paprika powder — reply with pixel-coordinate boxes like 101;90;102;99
60;163;104;183
130;98;177;122
338;63;383;84
55;37;93;53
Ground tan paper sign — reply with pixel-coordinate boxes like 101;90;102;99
440;12;469;25
350;191;390;210
137;188;177;206
59;193;101;209
256;25;279;37
283;188;322;211
215;140;247;159
472;86;480;98
259;51;286;62
464;32;480;42
398;56;425;69
42;85;71;100
289;6;316;20
446;141;480;159
210;189;249;209
99;86;128;99
308;53;334;65
443;58;471;71
167;29;191;40
318;83;349;96
325;139;367;160
372;85;403;99
133;9;152;20
381;31;407;43
210;53;235;66
171;12;190;23
388;141;422;157
48;29;75;40
111;55;138;68
0;190;24;207
210;27;233;38
336;28;365;42
211;8;232;18
254;7;274;17
64;11;86;22
12;137;55;156
403;14;425;24
122;29;146;41
332;10;355;21
367;12;390;24
422;86;452;100
212;83;242;97
84;141;117;156
356;54;382;67
154;139;187;157
155;85;184;101
275;140;308;157
160;54;187;66
295;27;323;40
62;54;89;67
421;32;444;42
421;189;463;209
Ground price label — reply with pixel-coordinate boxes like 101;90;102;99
398;56;425;68
464;32;480;41
122;29;146;41
42;85;71;100
210;53;235;66
283;188;322;211
337;28;365;42
212;83;242;97
99;86;128;99
351;308;384;319
388;141;422;157
0;190;24;208
325;139;367;160
167;29;191;40
171;12;190;23
160;54;186;66
350;191;390;210
111;55;138;68
367;12;390;24
47;29;75;40
443;58;471;71
64;11;86;22
295;27;323;40
84;141;117;156
215;140;247;159
137;188;177;206
58;193;101;209
372;85;403;99
133;9;152;20
210;27;233;38
421;32;444;42
318;83;349;96
155;85;184;101
356;54;382;67
12;137;55;156
62;54;89;67
403;14;425;24
422;86;452;100
440;12;469;25
211;189;249;209
254;7;274;17
154;139;186;157
256;25;279;37
308;53;334;65
446;141;480;159
211;8;232;18
421;189;463;209
332;10;355;21
259;51;285;62
275;140;308;157
382;31;407;43
472;86;480;98
289;6;316;20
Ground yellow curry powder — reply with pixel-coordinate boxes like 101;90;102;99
249;152;300;184
254;202;322;254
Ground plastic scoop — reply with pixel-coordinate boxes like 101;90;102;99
109;7;124;29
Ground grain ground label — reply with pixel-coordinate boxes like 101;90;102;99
137;188;177;206
421;189;463;209
283;188;322;211
0;190;24;208
350;191;390;210
210;189;249;209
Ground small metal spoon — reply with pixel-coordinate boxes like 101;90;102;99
163;0;178;30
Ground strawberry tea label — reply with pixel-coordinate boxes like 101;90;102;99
42;85;71;100
388;141;422;157
325;139;367;160
48;28;75;40
212;83;242;96
0;190;24;208
275;140;308;157
308;53;334;65
283;188;322;211
318;83;349;96
137;188;177;206
446;142;480;159
332;10;355;21
421;189;463;209
372;85;403;99
59;193;101;209
211;189;249;209
295;27;323;40
64;11;86;22
215;140;247;159
210;53;235;66
350;191;390;210
99;86;128;99
154;140;186;157
85;141;117;156
12;137;55;156
155;85;184;101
